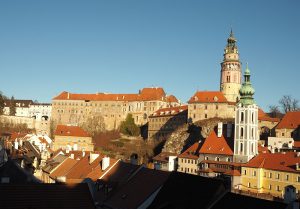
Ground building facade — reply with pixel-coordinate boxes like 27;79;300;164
52;125;94;151
51;87;180;130
188;91;236;123
148;105;187;140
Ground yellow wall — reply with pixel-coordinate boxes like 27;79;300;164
240;167;300;198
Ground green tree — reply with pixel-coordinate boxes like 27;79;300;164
9;96;16;116
0;91;5;115
120;113;140;136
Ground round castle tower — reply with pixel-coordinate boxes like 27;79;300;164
220;29;242;103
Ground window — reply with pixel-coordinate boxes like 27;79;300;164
241;112;244;122
194;105;196;110
247;182;251;188
276;173;280;179
227;158;231;162
282;133;285;137
205;114;207;119
253;171;256;176
205;156;208;160
277;185;280;191
269;184;272;190
216;105;218;110
241;127;244;138
252;113;254;122
297;176;300;182
263;172;266;177
269;172;272;178
240;143;243;153
205;105;207;110
286;175;289;181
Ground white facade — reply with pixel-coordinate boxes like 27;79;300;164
29;103;52;121
234;103;259;163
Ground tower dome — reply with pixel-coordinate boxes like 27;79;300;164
239;64;255;105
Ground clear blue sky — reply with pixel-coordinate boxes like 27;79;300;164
0;0;299;111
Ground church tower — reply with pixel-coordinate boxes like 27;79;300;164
233;64;258;163
220;29;242;103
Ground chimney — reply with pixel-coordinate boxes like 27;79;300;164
90;153;100;164
67;92;70;99
82;149;85;157
14;139;19;150
102;156;110;171
70;153;74;159
217;122;223;138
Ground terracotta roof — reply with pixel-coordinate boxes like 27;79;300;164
65;153;118;182
179;142;202;159
243;152;300;173
258;108;280;122
150;105;188;117
153;152;178;163
53;87;168;102
199;130;233;155
49;158;79;180
9;132;27;141
276;111;300;129
54;125;90;137
166;95;179;103
0;184;96;209
294;141;300;148
258;144;270;153
188;91;228;104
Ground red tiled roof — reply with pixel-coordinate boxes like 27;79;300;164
53;87;167;102
54;125;90;137
276;111;300;129
65;153;118;182
258;108;280;122
179;142;202;159
258;144;270;153
150;105;188;117
199;131;233;155
188;91;228;104
49;158;78;179
294;141;300;148
9;132;27;141
153;152;178;163
243;152;300;173
166;95;179;103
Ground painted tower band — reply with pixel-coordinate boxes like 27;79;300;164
220;30;242;103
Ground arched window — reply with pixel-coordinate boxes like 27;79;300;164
251;143;254;154
241;127;244;138
241;112;244;122
252;128;254;138
252;113;254;122
240;143;243;153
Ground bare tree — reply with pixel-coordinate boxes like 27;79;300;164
268;105;281;118
279;95;299;113
80;114;106;136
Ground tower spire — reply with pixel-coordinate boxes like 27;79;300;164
239;64;255;105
